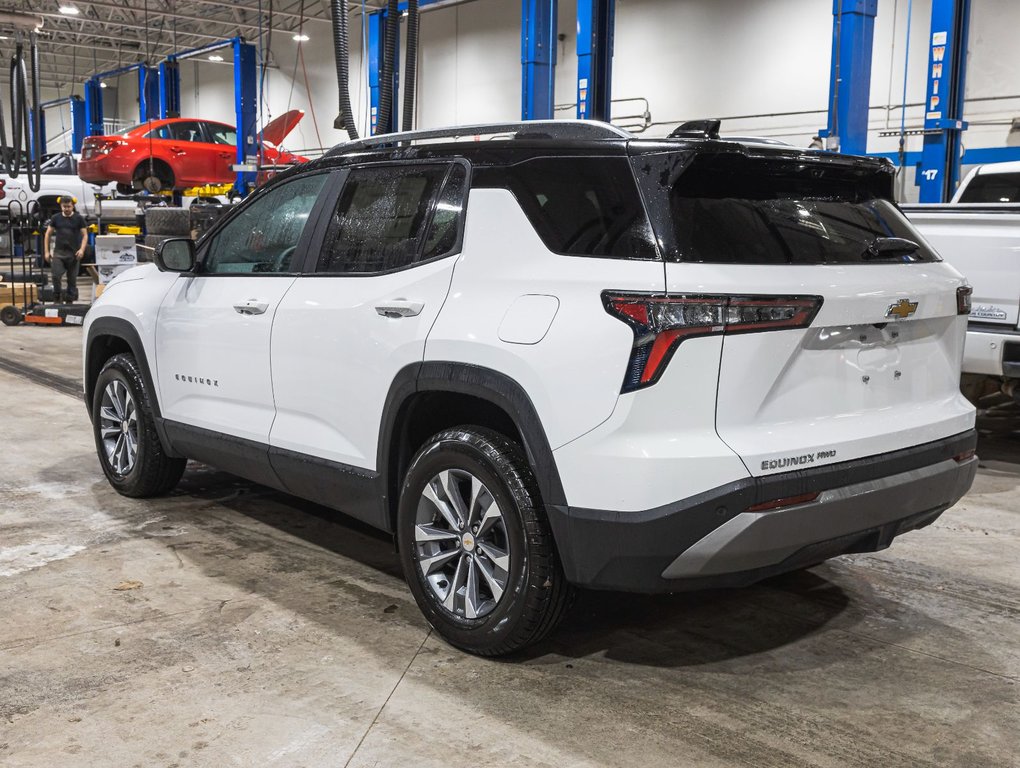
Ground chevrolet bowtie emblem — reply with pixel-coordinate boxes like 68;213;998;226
886;298;919;319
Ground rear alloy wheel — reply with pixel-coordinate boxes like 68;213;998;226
92;353;186;497
397;427;572;656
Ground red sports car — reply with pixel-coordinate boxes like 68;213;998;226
78;111;307;193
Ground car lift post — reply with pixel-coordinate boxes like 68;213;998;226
576;0;614;121
917;0;971;203
157;37;258;197
82;63;163;138
33;96;87;154
820;0;877;156
368;9;399;135
521;0;557;120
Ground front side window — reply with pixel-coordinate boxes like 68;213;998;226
317;163;463;274
202;174;328;274
206;124;237;146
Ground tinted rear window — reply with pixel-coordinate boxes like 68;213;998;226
667;159;939;264
476;157;658;259
957;172;1020;203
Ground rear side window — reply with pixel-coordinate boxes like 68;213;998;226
317;163;465;274
478;157;658;260
957;172;1020;203
666;158;939;264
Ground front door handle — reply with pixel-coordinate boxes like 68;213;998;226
233;299;270;316
375;299;424;318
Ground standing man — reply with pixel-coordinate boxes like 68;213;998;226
43;196;88;303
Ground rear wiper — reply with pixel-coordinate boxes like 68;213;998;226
862;236;920;260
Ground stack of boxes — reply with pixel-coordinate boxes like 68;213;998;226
94;234;138;284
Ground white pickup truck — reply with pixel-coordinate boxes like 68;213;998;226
903;161;1020;407
0;152;134;224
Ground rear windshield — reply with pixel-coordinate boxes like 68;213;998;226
957;172;1020;203
663;156;940;264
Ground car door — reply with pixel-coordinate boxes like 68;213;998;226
200;122;239;183
165;120;220;185
269;160;469;525
155;172;333;456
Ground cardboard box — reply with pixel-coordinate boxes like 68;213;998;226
96;264;136;284
95;234;138;266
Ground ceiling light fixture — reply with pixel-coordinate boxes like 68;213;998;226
208;54;223;62
58;5;79;15
292;33;309;42
99;82;107;88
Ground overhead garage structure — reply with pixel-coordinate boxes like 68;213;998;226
0;1;1018;766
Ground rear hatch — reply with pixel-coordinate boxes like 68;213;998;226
638;146;974;476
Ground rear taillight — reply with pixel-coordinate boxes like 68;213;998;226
957;285;973;315
603;292;823;392
0;179;5;200
82;138;120;160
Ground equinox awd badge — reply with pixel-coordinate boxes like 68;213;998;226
886;298;919;320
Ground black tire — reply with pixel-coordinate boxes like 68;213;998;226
1;305;22;326
92;353;186;497
145;207;191;236
397;427;573;656
133;161;175;194
115;182;135;196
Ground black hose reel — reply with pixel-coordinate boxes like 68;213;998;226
0;23;42;193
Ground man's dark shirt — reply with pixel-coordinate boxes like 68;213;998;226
49;212;87;255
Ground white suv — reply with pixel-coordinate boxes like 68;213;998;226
84;121;978;656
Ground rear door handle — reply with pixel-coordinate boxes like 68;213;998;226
375;299;424;318
233;299;270;316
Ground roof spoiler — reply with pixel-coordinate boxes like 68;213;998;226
668;119;721;140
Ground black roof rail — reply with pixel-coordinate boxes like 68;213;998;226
668;119;722;140
328;120;632;154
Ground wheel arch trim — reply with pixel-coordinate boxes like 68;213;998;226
378;361;567;531
85;316;180;457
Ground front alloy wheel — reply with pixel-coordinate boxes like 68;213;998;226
99;379;138;476
414;469;511;620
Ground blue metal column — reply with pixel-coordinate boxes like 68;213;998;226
68;96;86;152
233;39;259;196
158;59;181;119
576;0;614;121
821;0;877;155
368;11;400;135
368;12;383;135
83;77;104;135
521;0;557;120
138;66;160;122
918;0;971;202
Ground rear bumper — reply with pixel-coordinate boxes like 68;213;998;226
964;323;1020;377
546;430;978;592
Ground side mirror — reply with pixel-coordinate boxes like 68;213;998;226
154;238;196;273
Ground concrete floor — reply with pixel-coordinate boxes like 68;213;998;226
1;325;1017;768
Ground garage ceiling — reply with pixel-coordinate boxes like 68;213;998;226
0;0;402;89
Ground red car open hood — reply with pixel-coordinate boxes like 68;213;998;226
260;109;304;147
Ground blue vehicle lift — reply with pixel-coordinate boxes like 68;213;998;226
820;0;877;156
82;63;160;137
32;96;87;155
521;0;557;120
576;0;615;121
157;37;259;196
917;0;971;202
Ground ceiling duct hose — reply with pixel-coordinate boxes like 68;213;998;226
401;0;418;132
27;31;40;192
9;44;26;177
330;0;358;139
376;0;399;135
